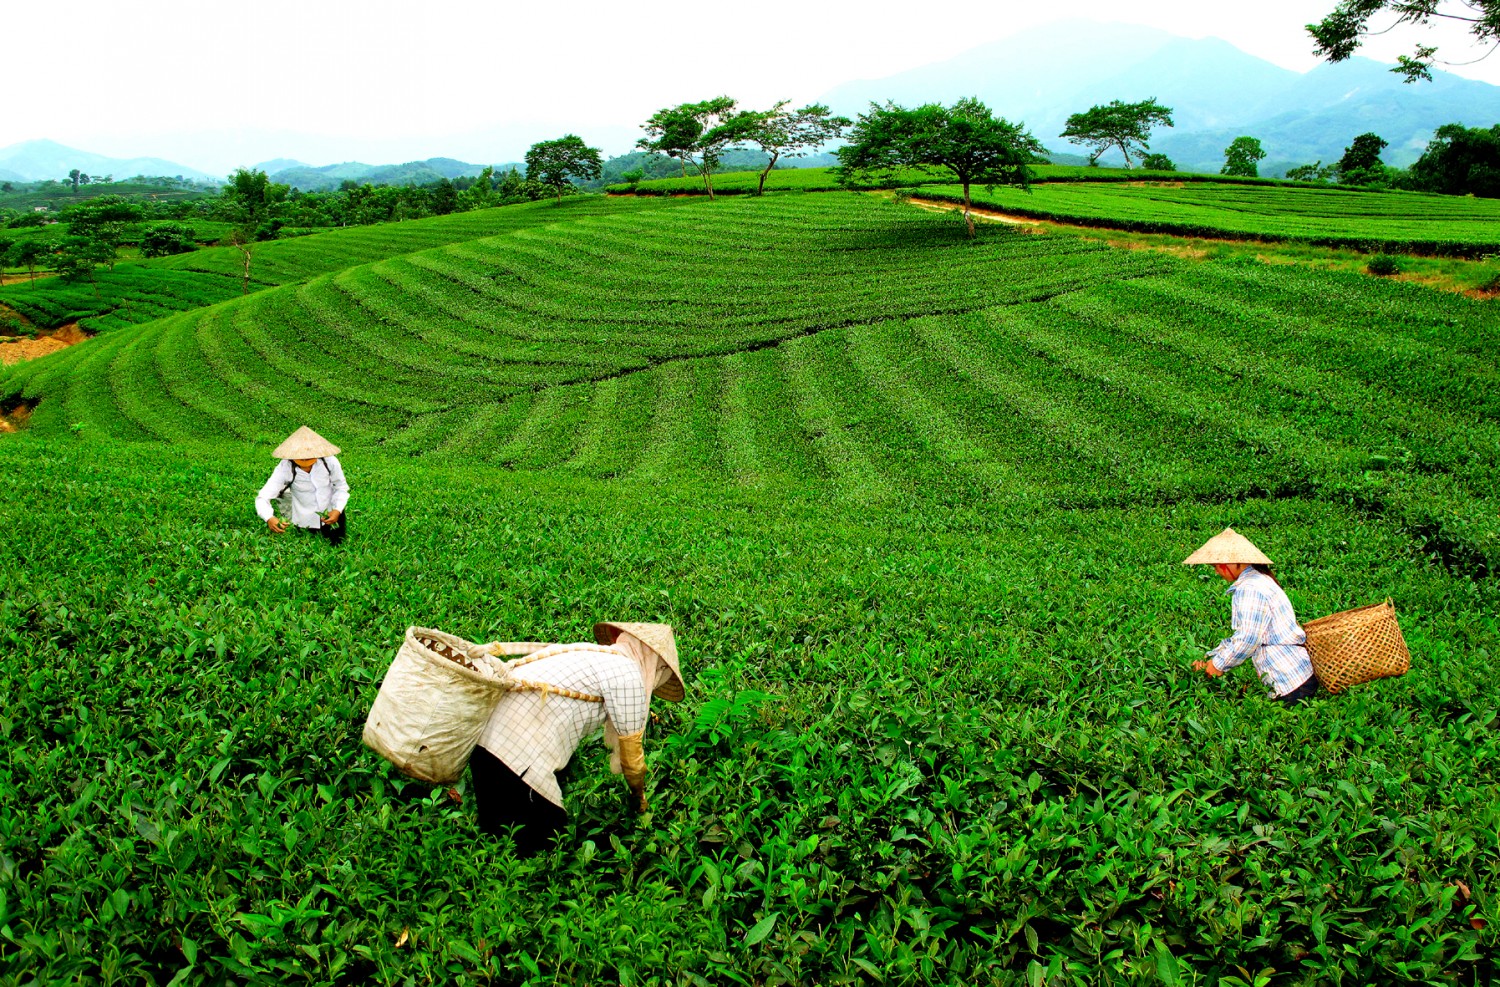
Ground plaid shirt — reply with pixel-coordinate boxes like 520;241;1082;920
475;645;649;808
1209;568;1314;698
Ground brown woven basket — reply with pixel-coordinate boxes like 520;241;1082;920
1303;599;1411;694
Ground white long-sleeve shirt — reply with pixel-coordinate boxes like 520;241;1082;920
254;458;350;529
476;644;650;808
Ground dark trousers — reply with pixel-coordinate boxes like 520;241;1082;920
299;511;347;546
469;746;566;856
1279;675;1319;707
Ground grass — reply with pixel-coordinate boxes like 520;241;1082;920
1;191;1497;985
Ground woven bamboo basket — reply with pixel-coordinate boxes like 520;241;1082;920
1303;599;1410;694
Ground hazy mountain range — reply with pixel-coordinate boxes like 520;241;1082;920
6;22;1499;184
822;21;1500;171
0;139;219;184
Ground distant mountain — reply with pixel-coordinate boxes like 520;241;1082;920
0;168;25;184
0;139;218;183
267;157;527;191
252;158;309;174
821;21;1500;173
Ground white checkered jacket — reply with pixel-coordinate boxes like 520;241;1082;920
476;644;649;808
1209;568;1315;698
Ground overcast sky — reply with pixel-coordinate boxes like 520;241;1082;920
6;0;1498;174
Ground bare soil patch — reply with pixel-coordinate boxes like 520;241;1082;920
0;322;88;366
905;197;1047;230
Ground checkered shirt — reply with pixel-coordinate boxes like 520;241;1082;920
475;644;648;808
1209;568;1315;698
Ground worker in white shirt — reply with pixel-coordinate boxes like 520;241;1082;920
254;426;351;546
468;622;685;855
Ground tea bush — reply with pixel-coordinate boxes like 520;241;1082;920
1;191;1497;985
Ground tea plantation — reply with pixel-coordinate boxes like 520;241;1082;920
1;191;1496;986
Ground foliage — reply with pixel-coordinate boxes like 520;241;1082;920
50;236;115;287
1366;252;1403;274
1060;98;1175;168
139;222;199;259
728;102;851;195
220;168;291;241
4;239;52;284
838;98;1044;236
525;135;604;203
1406;122;1500;197
636;97;745;199
2;192;1499;983
1339;132;1389;175
1308;0;1500;82
1140;152;1176;171
1284;161;1339;183
1223;137;1268;178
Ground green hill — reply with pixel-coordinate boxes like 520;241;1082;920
2;191;1497;984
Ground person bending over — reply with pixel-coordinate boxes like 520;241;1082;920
1183;527;1318;707
469;622;685;855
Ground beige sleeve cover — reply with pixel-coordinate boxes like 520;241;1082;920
615;730;646;794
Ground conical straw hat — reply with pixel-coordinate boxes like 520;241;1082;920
1182;527;1273;566
273;426;340;459
594;622;685;701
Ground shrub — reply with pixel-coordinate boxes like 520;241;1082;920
1141;153;1175;171
1366;253;1402;275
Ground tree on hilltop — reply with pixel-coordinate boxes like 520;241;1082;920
728;102;851;195
837;97;1044;238
1222;136;1267;177
525;135;603;204
1309;0;1500;82
637;97;741;198
1060;99;1175;168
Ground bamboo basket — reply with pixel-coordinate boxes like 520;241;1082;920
1303;599;1411;694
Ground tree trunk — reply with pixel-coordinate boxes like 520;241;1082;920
704;160;715;200
757;151;780;196
236;243;252;295
680;158;687;179
1121;145;1133;169
963;181;975;238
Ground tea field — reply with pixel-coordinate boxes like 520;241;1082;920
931;182;1500;257
1;191;1497;986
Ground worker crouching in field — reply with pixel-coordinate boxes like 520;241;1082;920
254;426;350;545
470;622;685;855
1184;528;1319;707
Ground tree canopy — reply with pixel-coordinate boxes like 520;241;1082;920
1222;136;1268;177
729;102;851;195
838;97;1044;237
1407;122;1500;196
525;135;603;203
1060;99;1175;168
635;97;741;199
1308;0;1500;82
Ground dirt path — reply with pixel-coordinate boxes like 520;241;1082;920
0;322;88;366
904;197;1048;228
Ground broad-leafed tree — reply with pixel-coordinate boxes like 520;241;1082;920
1060;99;1175;168
838;97;1044;237
730;102;851;195
1222;136;1268;177
637;97;740;198
1309;0;1500;82
525;135;603;204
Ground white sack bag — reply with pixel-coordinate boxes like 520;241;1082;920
362;626;509;785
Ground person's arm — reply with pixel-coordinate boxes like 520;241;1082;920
1208;583;1273;672
326;457;350;514
599;658;651;811
255;461;291;525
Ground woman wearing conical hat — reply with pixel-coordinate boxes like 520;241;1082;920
254;426;351;546
468;622;685;855
1183;528;1319;706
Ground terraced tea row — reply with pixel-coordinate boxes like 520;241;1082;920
935;181;1500;255
0;195;1172;448
0;196;696;333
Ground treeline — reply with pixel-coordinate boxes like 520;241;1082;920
1280;125;1500;196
